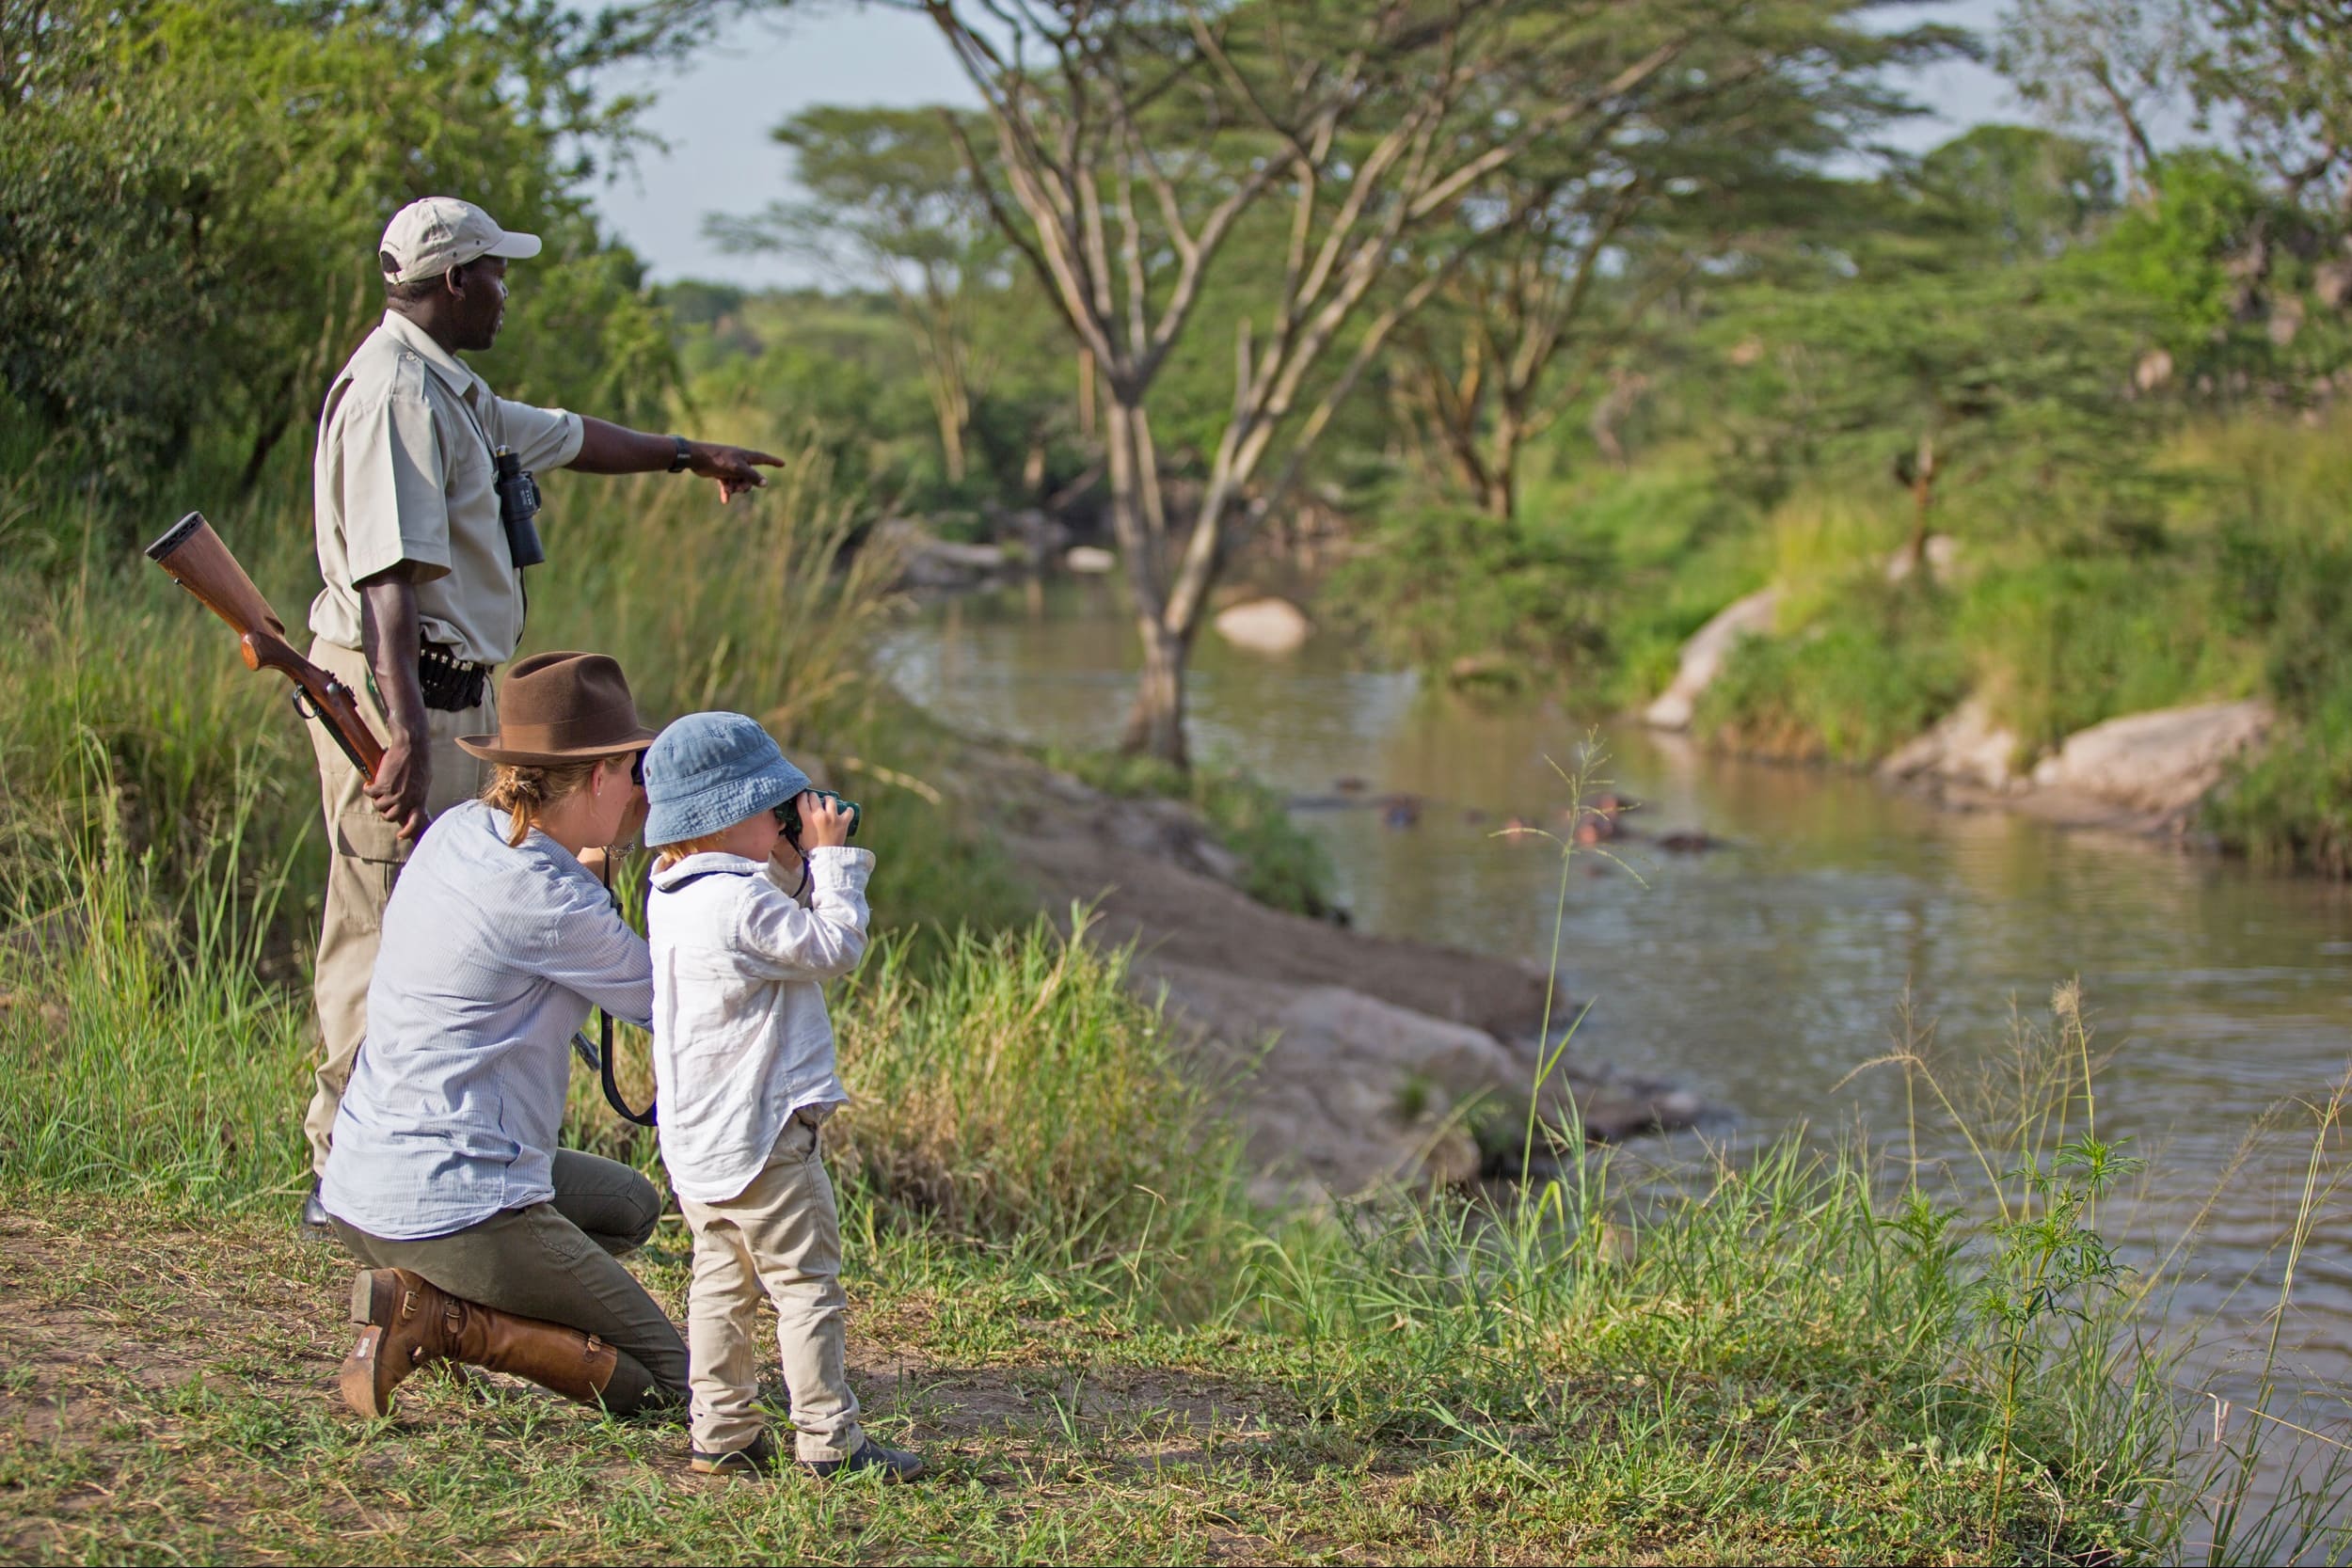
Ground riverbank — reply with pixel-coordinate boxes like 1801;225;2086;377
962;744;1706;1204
1315;409;2352;877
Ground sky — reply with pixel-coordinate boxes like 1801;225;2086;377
593;0;2024;292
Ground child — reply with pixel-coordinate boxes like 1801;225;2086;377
640;711;922;1481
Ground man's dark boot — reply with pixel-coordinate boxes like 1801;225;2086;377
804;1438;925;1482
301;1180;333;1239
339;1267;617;1418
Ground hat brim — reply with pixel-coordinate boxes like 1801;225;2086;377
484;229;542;261
454;724;657;767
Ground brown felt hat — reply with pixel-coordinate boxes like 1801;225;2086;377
456;651;658;766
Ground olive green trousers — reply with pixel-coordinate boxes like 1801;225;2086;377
329;1149;690;1416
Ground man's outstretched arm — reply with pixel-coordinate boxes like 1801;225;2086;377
568;419;783;501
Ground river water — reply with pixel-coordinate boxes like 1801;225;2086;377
884;579;2352;1510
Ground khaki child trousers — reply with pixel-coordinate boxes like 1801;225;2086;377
304;636;494;1175
679;1110;864;1462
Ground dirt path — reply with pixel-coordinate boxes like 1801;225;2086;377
0;1197;1326;1563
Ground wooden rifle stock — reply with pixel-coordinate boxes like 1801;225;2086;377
144;512;387;782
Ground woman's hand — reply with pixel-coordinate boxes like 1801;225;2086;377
797;791;853;848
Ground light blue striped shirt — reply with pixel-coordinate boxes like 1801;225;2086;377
321;800;653;1240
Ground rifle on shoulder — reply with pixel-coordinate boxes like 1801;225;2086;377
144;512;386;781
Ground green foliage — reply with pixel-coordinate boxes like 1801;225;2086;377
1953;553;2256;753
1910;123;2122;263
0;0;678;495
1326;507;1610;693
2206;694;2352;876
1696;578;1969;763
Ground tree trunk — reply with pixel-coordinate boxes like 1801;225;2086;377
936;398;967;483
1907;429;1937;590
1483;412;1521;520
1120;617;1190;768
1103;392;1192;767
235;409;291;498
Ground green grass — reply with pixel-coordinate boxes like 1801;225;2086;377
0;1185;2130;1566
1695;577;1971;764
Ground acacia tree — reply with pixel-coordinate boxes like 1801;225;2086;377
1997;0;2193;198
1391;4;1957;521
893;0;1736;766
2188;0;2352;220
710;105;1007;483
1741;128;2142;580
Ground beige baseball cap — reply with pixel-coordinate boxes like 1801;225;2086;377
377;198;541;285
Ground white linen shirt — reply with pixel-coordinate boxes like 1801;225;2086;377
648;846;874;1205
321;800;653;1240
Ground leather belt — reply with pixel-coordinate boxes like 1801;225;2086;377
418;644;490;712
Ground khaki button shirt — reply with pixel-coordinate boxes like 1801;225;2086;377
307;311;583;667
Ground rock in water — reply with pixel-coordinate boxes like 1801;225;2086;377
1213;596;1311;654
1879;695;2024;793
2030;701;2274;822
1064;545;1116;574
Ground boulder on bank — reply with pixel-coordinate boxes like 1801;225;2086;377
1643;587;1779;731
1883;533;1959;584
1138;959;1514;1198
1879;696;2024;793
1137;957;1701;1206
1645;538;1962;733
2029;700;2273;823
875;518;1016;592
1214;596;1311;654
1065;545;1116;574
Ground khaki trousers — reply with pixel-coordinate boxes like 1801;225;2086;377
679;1112;864;1462
304;637;494;1176
329;1149;690;1416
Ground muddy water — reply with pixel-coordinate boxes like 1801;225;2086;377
884;580;2352;1493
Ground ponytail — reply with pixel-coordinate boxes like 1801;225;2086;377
480;754;631;847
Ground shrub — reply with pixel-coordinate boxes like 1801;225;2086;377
1696;578;1968;764
1325;506;1610;691
826;917;1250;1309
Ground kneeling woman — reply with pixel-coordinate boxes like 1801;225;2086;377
321;652;688;1418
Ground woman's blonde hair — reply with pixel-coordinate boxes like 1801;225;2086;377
481;753;639;847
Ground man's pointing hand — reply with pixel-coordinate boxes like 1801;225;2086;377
689;443;785;503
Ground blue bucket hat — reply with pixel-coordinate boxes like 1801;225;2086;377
641;711;810;847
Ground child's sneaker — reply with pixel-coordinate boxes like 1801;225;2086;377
690;1432;782;1477
803;1438;925;1482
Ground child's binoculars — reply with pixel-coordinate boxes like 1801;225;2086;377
779;788;861;846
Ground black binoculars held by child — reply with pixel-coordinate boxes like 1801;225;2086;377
775;789;861;846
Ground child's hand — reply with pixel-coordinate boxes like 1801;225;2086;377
797;790;853;848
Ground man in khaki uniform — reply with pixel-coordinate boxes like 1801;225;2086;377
303;196;778;1228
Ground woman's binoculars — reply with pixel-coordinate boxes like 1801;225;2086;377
495;446;546;568
779;788;861;846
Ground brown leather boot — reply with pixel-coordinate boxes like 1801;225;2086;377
339;1268;618;1418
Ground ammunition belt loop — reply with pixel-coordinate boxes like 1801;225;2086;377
417;644;489;713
